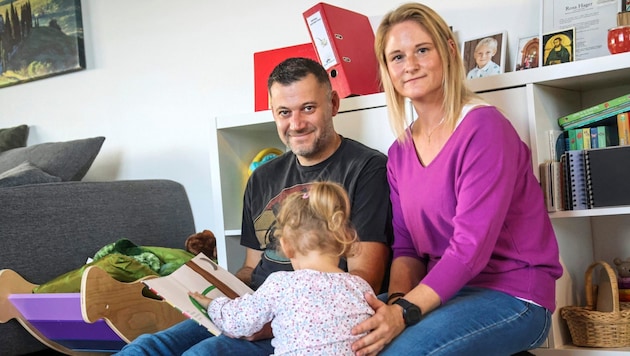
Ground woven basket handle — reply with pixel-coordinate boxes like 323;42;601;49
585;261;620;315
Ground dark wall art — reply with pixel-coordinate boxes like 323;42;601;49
0;0;84;89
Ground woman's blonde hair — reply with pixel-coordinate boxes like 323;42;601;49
374;2;478;141
274;181;357;258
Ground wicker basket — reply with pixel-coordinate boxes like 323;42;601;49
561;261;630;348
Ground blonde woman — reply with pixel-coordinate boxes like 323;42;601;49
351;3;562;355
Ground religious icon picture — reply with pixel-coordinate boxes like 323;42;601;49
542;28;575;66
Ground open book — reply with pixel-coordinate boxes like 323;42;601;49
143;253;254;335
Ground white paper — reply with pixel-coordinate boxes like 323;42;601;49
544;0;620;60
306;11;337;70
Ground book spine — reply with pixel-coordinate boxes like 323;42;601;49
584;150;594;209
562;103;630;130
557;93;630;126
618;111;630;145
597;126;609;148
561;153;572;210
540;162;553;212
551;161;564;211
568;129;577;150
583;128;592;149
568;150;588;210
575;130;584;150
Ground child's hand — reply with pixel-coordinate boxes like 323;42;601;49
188;291;213;309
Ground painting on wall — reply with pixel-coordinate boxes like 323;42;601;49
462;31;507;80
0;0;85;89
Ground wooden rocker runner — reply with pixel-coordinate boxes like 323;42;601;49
0;267;186;354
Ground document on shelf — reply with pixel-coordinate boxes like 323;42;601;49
542;0;620;60
143;253;254;335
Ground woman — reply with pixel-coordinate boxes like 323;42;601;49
351;3;562;355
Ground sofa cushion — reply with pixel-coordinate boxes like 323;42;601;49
0;125;29;153
0;136;105;181
0;161;62;187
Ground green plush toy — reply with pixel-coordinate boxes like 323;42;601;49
33;238;194;293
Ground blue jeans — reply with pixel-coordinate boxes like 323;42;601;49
114;318;273;356
380;287;551;355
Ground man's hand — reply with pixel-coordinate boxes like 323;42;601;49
351;293;405;356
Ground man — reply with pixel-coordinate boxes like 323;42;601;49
116;57;391;355
545;37;571;65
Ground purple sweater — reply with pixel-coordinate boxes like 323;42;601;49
387;106;562;312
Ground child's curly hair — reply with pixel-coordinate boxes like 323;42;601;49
274;181;358;258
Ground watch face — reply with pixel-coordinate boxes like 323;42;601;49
406;305;422;325
395;298;422;326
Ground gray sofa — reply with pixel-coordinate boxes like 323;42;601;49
0;179;196;355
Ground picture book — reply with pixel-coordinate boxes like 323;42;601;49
557;93;630;127
143;253;254;335
562;102;630;130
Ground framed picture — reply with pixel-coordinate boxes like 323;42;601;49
515;35;540;71
462;31;506;79
542;28;575;66
0;0;85;89
541;0;619;60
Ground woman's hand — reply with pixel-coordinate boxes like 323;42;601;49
351;292;406;356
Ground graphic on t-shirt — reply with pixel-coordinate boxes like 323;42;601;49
254;183;311;263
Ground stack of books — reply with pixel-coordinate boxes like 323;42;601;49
540;145;630;211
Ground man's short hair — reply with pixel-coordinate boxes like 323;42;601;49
267;57;331;92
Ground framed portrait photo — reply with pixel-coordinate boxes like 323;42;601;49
515;35;540;71
542;28;575;66
462;31;507;80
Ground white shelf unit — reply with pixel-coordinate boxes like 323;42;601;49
210;51;630;353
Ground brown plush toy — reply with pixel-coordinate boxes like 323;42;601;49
185;229;217;261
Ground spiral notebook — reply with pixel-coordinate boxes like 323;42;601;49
585;145;630;208
566;150;588;210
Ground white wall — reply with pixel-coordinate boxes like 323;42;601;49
0;0;538;237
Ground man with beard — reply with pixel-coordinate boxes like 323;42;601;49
116;57;391;356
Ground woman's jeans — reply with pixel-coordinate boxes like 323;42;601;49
114;318;273;356
115;287;549;356
380;287;551;356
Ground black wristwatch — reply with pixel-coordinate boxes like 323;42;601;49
394;298;422;326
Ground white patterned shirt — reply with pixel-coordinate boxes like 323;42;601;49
208;269;375;356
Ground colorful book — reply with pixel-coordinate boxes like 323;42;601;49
557;93;630;127
142;253;254;336
568;129;578;150
585;146;630;208
562;101;630;130
575;130;584;150
618;111;630;145
582;128;591;149
590;127;599;148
